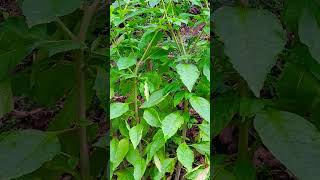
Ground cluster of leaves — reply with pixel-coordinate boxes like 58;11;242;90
110;0;210;179
213;0;320;179
0;0;107;179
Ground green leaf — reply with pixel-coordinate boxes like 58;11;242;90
299;8;320;64
146;130;166;163
189;96;210;122
110;103;129;119
126;144;140;166
40;40;85;57
148;0;160;7
133;158;146;180
22;0;82;27
214;7;286;96
176;64;200;92
0;130;60;179
143;108;161;127
141;89;167;108
94;67;108;105
233;159;256;180
203;64;210;82
214;168;236;180
115;168;135;180
161;112;185;140
254;110;320;180
177;142;194;172
129;124;144;149
190;142;210;156
32;63;75;106
117;55;137;70
185;166;210;180
0;80;13;118
213;95;239;137
154;158;176;180
111;138;129;171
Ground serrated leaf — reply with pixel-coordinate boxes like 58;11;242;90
254;110;320;180
0;130;60;179
189;96;210;122
214;7;286;96
110;103;129;119
176;64;200;92
177;142;194;172
143;108;161;127
22;0;82;27
161;112;185;140
129;124;143;149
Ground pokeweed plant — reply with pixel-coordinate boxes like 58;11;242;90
213;0;320;179
110;0;210;179
0;0;107;179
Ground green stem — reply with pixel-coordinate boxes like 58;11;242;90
75;0;100;179
56;18;78;41
238;120;249;160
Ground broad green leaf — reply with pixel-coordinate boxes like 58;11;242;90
177;142;194;172
146;130;166;163
126;145;140;166
115;168;135;180
40;40;85;57
213;95;239;137
173;91;185;107
0;130;60;179
154;158;176;180
143;108;161;127
176;63;200;92
196;167;210;180
129;124;144;149
190;142;210;156
161;112;185;140
0;17;39;81
94;67;108;106
189;96;210;122
22;0;82;27
214;7;286;96
0;80;13;118
299;8;320;64
199;122;210;141
111;138;129;171
32;63;75;106
133;158;146;180
214;168;236;180
117;55;137;70
233;159;256;180
185;166;209;180
254;110;320;180
203;64;210;82
141;89;167;108
110;103;129;119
